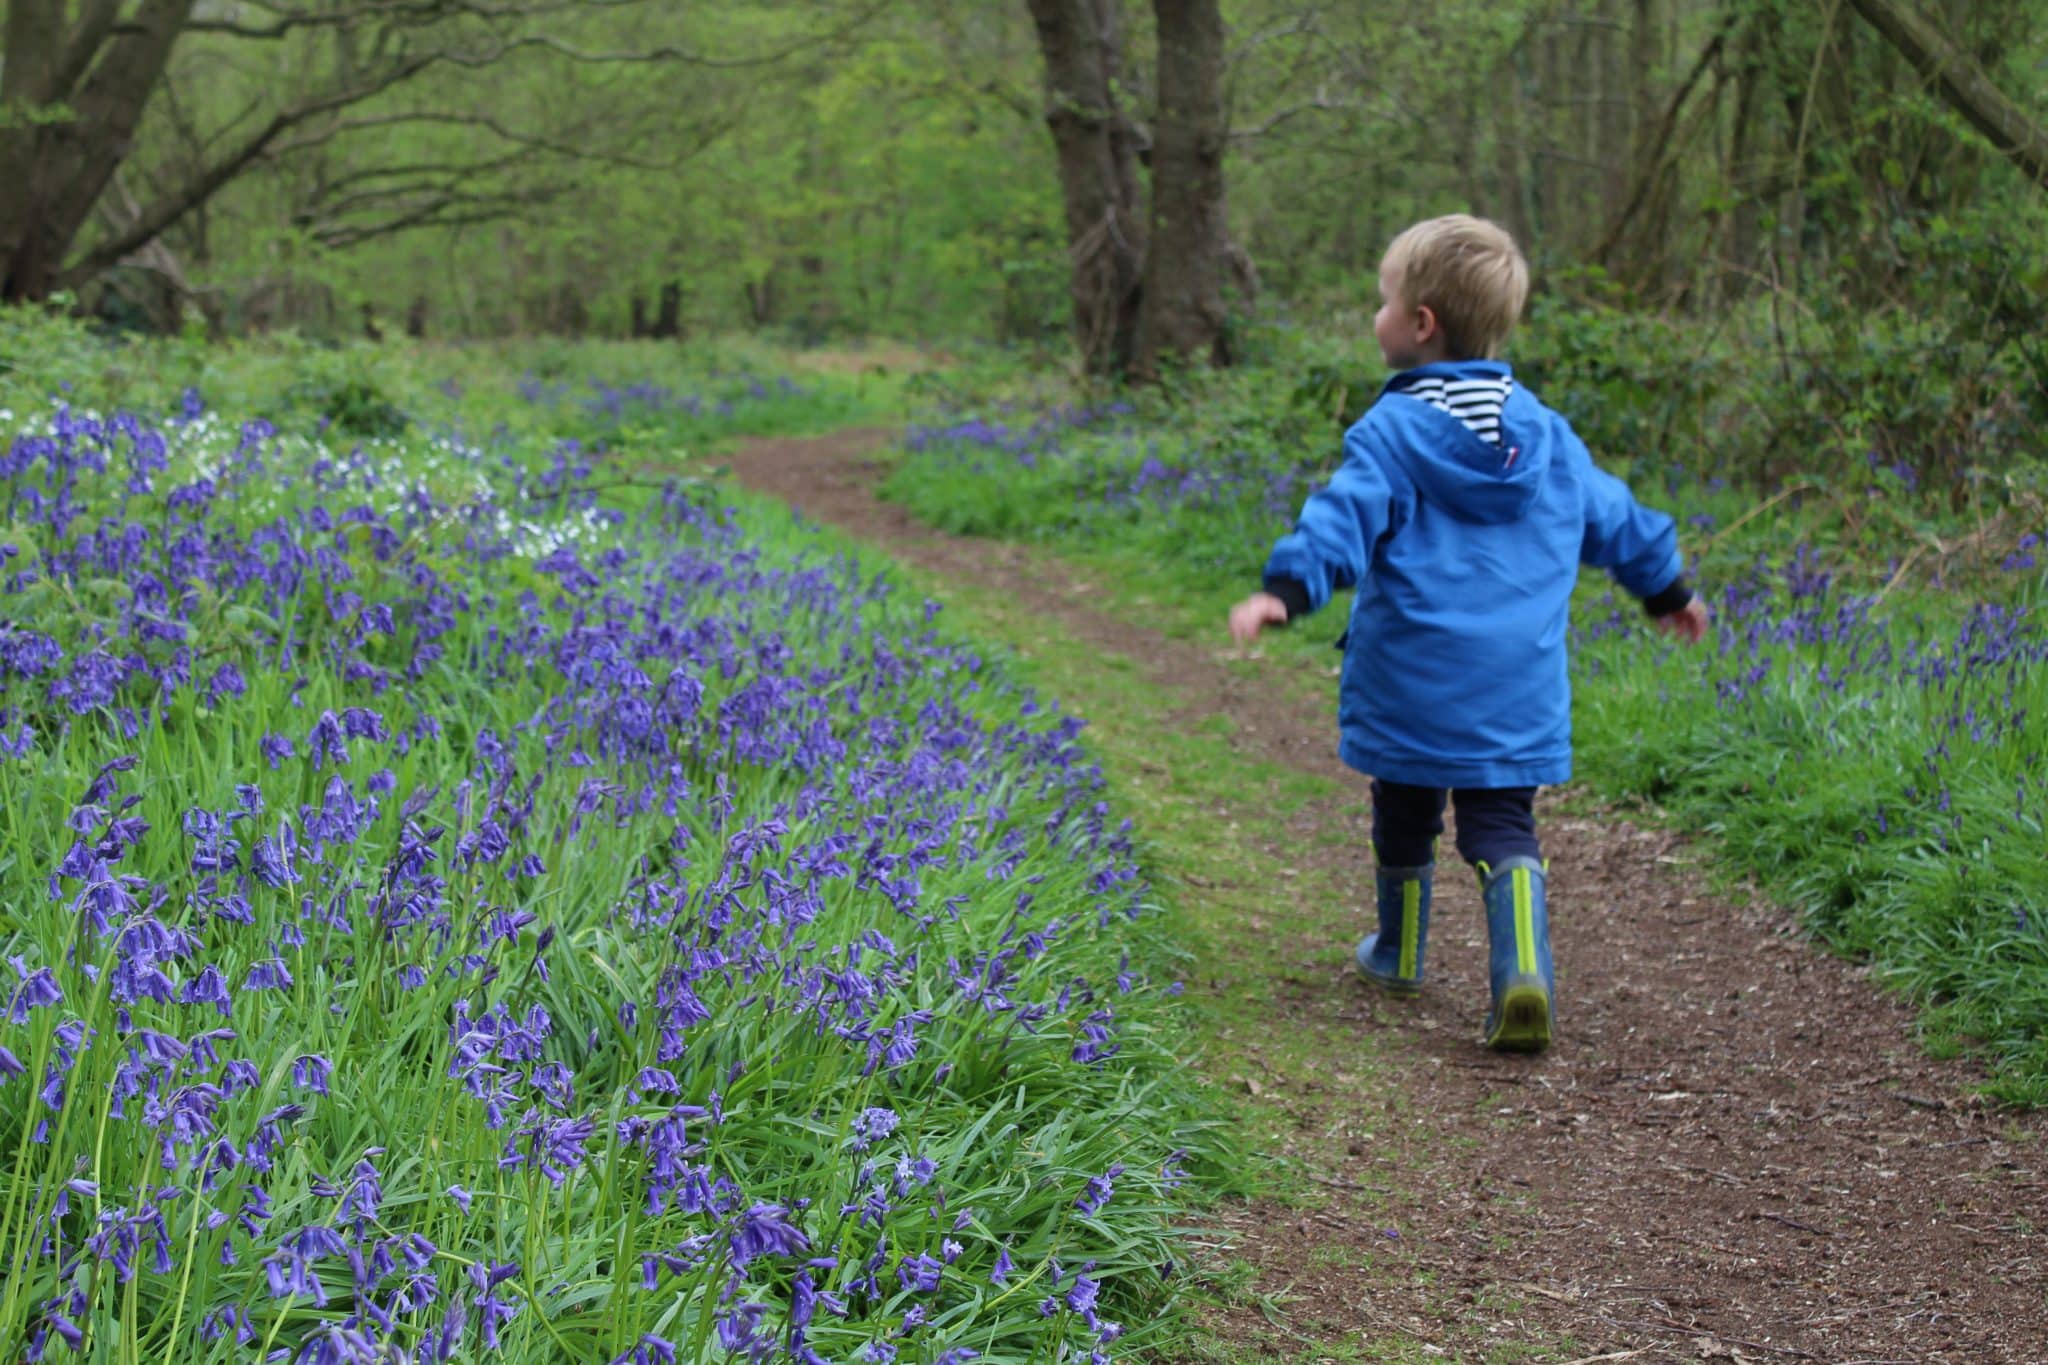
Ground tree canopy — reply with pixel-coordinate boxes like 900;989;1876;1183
2;0;2045;352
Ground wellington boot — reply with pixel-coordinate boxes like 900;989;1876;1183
1479;856;1554;1052
1354;864;1432;997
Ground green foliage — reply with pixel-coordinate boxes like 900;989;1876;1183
0;310;910;463
285;370;411;439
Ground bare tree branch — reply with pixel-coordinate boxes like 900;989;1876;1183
1225;9;1325;71
1844;0;2048;190
58;49;443;286
266;109;714;172
180;0;652;40
471;6;888;71
312;187;569;250
184;0;887;69
1590;9;1742;266
1228;89;1353;144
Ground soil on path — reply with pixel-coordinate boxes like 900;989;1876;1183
722;428;2048;1365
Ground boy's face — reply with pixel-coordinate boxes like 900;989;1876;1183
1373;269;1437;370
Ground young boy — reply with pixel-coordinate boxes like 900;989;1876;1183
1229;215;1708;1053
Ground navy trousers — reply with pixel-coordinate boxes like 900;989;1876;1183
1370;779;1540;869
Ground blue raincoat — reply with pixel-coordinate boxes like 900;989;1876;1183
1263;360;1681;788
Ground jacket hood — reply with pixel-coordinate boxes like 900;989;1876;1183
1375;360;1552;525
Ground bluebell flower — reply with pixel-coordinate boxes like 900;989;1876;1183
898;1250;944;1293
609;1336;678;1365
848;1105;898;1152
1075;1163;1125;1215
5;962;62;1022
291;1054;332;1095
727;1202;809;1269
243;959;293;992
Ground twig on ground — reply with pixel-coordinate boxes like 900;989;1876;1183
1611;1313;1828;1360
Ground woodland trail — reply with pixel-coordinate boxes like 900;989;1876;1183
722;428;2048;1365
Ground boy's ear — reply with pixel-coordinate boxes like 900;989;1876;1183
1414;303;1440;343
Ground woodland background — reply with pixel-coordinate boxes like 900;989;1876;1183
4;1;2045;374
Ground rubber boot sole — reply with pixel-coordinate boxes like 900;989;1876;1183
1355;961;1421;998
1485;979;1553;1053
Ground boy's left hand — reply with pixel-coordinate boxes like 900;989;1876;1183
1653;595;1710;644
1229;592;1290;645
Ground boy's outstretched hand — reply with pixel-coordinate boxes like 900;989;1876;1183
1654;595;1711;644
1229;591;1290;645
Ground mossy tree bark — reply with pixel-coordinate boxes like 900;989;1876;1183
1023;0;1149;376
1134;0;1231;375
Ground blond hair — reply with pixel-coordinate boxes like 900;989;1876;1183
1380;215;1529;360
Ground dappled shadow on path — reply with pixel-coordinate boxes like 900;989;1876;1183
721;428;2046;1365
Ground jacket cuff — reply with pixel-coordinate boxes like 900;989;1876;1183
1262;575;1312;622
1641;575;1695;617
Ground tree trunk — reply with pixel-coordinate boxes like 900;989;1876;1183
1489;42;1537;250
1135;0;1232;375
1723;20;1767;298
0;0;201;302
1535;19;1564;247
1024;0;1147;376
1844;0;2048;190
744;273;777;326
653;281;683;339
1610;0;1661;288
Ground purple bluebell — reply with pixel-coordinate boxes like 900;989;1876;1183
5;962;62;1022
243;958;293;992
898;1251;943;1292
727;1201;810;1269
1075;1163;1124;1215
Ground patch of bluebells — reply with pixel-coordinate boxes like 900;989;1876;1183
904;402;1134;472
1571;528;2048;1056
0;390;1188;1358
517;372;809;430
899;402;1329;561
1574;538;2048;853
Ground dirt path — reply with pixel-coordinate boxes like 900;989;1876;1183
723;429;2048;1365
